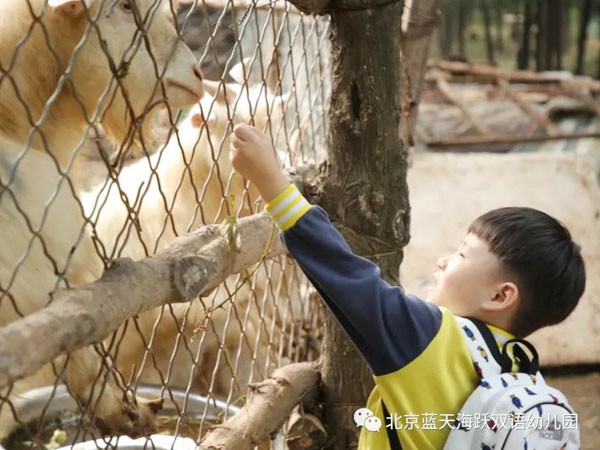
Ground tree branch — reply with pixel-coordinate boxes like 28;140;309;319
0;212;285;389
198;362;321;450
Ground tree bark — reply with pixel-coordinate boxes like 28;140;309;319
575;0;593;74
0;212;287;388
198;362;320;450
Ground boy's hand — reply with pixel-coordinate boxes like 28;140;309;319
229;124;290;203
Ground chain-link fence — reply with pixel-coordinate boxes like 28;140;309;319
0;0;330;447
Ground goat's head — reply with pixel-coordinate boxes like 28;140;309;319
186;79;290;161
48;0;203;141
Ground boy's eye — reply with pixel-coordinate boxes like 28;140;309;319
459;252;465;258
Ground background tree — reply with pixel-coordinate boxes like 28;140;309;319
575;0;593;74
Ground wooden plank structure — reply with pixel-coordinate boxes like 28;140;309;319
422;61;600;150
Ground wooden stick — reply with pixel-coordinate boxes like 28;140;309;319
497;78;559;136
0;212;286;389
198;362;320;450
436;76;492;136
427;131;600;149
561;81;600;119
433;60;600;91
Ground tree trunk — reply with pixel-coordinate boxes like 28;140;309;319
317;1;410;449
575;0;592;74
552;0;564;70
438;2;453;59
518;0;532;70
481;0;495;64
458;0;467;58
536;0;547;70
494;0;504;53
536;0;564;70
598;0;600;79
400;0;440;147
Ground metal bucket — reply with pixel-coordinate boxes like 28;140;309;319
10;385;240;449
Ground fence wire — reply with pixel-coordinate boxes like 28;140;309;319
0;0;330;447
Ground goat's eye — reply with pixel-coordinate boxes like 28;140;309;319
120;0;133;13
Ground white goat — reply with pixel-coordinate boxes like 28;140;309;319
0;0;202;441
82;78;297;401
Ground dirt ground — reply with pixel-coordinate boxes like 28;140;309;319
546;370;600;450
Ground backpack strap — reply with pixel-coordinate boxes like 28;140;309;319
502;338;539;375
382;401;403;450
456;316;540;378
471;319;540;375
466;317;513;373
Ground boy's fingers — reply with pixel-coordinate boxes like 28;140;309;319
233;123;256;140
230;134;245;150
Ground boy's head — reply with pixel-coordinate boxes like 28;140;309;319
428;207;586;337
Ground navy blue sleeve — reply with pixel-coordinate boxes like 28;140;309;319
282;206;442;376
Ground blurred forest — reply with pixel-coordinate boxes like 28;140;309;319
434;0;600;78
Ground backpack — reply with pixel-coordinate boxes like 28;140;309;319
443;316;580;450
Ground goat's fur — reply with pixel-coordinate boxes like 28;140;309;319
0;0;202;441
82;80;302;401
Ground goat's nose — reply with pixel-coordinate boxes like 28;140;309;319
193;64;203;82
437;256;448;271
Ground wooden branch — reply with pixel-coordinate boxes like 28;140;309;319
561;81;600;119
436;76;492;135
198;362;320;450
497;78;559;136
433;60;600;91
427;131;600;149
0;212;286;389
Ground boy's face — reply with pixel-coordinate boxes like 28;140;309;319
427;233;508;317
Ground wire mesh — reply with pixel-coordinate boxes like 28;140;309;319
0;0;330;447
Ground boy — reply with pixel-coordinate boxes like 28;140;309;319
229;123;586;449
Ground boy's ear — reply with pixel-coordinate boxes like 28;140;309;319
485;282;520;312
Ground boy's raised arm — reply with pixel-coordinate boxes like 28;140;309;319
229;124;442;376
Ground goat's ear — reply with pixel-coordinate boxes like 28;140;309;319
202;80;239;103
190;113;204;128
48;0;93;16
271;91;293;112
228;57;253;86
190;110;216;128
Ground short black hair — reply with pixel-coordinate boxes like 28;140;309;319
468;207;586;337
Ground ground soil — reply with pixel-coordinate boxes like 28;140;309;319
546;370;600;450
